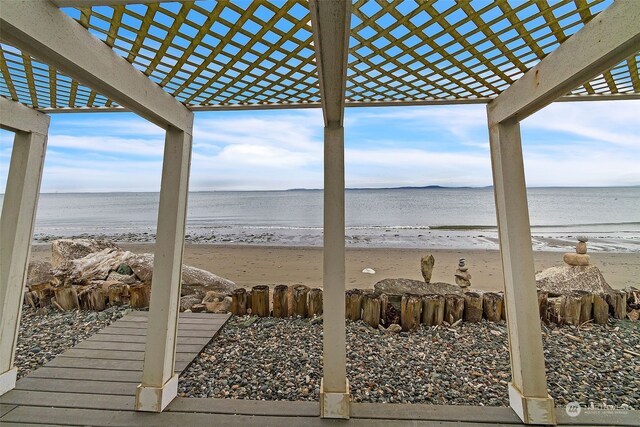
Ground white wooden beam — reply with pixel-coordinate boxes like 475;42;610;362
0;100;49;396
0;97;50;134
52;0;182;7
309;0;352;419
0;0;192;131
488;0;640;124
135;125;192;412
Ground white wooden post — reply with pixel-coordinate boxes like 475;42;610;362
321;124;349;417
135;124;193;412
0;100;49;396
488;117;555;425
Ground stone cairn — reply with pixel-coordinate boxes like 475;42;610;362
563;236;590;266
420;254;435;283
454;258;471;288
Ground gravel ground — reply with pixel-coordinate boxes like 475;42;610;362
179;316;640;408
15;305;131;379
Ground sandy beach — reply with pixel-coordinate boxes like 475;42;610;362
29;243;638;291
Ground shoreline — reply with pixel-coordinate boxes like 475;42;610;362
30;242;639;291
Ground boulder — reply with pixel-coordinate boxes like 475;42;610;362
202;291;227;303
455;270;471;288
374;278;462;296
535;265;614;297
420;255;435;283
106;270;137;285
27;260;53;288
126;253;236;295
180;294;203;312
51;238;119;268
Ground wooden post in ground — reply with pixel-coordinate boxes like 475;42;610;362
345;289;363;321
307;288;323;318
483;292;504;322
251;285;270;317
273;285;289;318
422;294;445;326
361;292;381;328
231;288;248;316
464;291;483;323
292;284;310;318
537;291;549;323
444;294;464;324
593;294;609;324
401;294;422;331
0;101;49;396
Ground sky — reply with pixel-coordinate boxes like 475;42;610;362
0;99;639;193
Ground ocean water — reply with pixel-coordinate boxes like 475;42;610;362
1;187;639;252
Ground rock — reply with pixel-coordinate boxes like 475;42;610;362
27;260;53;288
577;236;589;243
420;255;435;283
202;291;226;303
205;297;232;313
563;253;590;266
106;271;137;284
457;258;467;272
385;324;402;333
576;241;587;255
455;270;471;288
536;265;614;296
191;304;206;313
116;263;133;275
127;253;236;295
374;278;462;296
628;309;639;321
51;238;119;268
180;294;203;312
362;268;376;274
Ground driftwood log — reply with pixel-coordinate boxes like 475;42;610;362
483;292;503;322
401;293;422;331
307;288;323;318
537;291;548;322
361;292;381;328
231;288;248;316
422;294;445;326
272;285;289;318
251;285;270;317
444;294;464;325
129;283;151;309
463;291;483;323
54;286;79;311
345;289;363;321
291;284;309;317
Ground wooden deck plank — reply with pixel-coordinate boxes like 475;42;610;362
97;327;215;338
15;378;137;396
0;390;134;411
129;311;229;320
58;348;196;362
26;367;148;382
0;404;16;417
110;321;225;331
74;340;204;353
122;315;228;325
351;403;522;423
167;397;320;416
46;357;189;372
86;334;211;346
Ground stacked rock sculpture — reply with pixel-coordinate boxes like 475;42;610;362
563;236;590;266
454;258;471;288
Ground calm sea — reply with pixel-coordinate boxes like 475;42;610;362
1;187;639;252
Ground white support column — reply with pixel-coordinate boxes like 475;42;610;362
321;124;349;418
488;118;555;425
0;100;49;396
309;0;352;419
135;124;192;412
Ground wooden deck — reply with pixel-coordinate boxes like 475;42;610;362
1;311;636;426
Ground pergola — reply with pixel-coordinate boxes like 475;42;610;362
0;0;638;424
